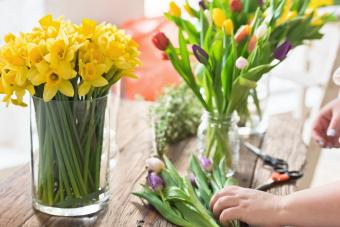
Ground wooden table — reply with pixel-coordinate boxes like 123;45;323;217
0;101;308;227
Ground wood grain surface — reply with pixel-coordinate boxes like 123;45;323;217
0;100;307;227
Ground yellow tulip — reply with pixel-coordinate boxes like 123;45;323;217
212;8;226;28
43;71;74;102
223;19;234;35
169;2;182;17
184;4;195;17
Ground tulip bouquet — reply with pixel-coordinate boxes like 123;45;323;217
0;15;140;213
134;156;239;227
152;0;339;165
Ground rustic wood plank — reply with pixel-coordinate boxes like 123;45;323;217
251;113;307;195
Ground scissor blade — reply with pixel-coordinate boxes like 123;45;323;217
244;142;264;157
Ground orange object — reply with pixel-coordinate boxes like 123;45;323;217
247;35;257;53
120;17;181;101
235;25;251;43
272;172;290;182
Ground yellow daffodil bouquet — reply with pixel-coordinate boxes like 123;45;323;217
0;15;140;215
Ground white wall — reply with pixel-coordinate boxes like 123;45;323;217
45;0;145;24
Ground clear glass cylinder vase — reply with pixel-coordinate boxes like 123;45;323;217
197;112;240;177
30;95;111;216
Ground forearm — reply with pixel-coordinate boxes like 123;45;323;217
278;181;340;227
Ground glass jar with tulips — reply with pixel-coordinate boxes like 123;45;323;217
0;15;141;216
151;0;339;176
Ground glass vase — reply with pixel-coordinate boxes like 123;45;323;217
30;95;111;216
197;112;240;177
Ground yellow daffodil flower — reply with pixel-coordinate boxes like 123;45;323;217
213;8;226;28
169;2;182;17
43;71;74;102
78;61;108;96
223;19;234;35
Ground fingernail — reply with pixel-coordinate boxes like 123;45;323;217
317;140;325;146
327;128;337;137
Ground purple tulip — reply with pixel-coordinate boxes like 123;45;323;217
274;41;292;61
199;156;213;172
189;172;198;188
199;0;207;10
258;0;263;6
147;172;164;191
192;45;209;65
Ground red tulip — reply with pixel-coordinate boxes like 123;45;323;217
152;32;170;51
230;0;243;13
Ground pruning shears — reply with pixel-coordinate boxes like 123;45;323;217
244;142;303;191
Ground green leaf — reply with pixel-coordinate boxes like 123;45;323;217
189;156;212;205
133;186;194;227
178;29;191;74
174;202;213;227
163;156;185;188
239;77;257;89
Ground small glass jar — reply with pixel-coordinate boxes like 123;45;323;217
197;111;240;177
30;95;112;216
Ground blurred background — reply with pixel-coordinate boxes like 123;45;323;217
0;0;340;187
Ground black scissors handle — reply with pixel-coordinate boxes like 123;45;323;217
262;155;289;172
286;170;304;180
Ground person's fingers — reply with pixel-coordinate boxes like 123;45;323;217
212;196;239;218
210;186;238;209
327;112;340;137
219;207;242;226
312;118;329;147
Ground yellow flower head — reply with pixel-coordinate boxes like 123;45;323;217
43;71;74;102
169;2;182;17
309;0;333;10
0;14;140;104
223;19;234;35
212;8;226;28
184;4;195;17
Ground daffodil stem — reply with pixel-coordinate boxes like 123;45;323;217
34;93;108;207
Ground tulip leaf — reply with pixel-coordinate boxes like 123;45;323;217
133;187;195;227
174;202;213;227
178;29;191;74
239;77;257;89
163;156;185;188
189;156;212;205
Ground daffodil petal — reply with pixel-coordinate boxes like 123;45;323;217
43;83;58;102
79;81;91;96
59;80;74;97
92;77;108;87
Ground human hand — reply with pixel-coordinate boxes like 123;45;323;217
210;186;284;227
312;99;340;148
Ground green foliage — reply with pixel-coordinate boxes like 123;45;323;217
152;83;202;155
134;155;240;227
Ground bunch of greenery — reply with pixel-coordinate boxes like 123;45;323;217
134;156;239;227
151;83;203;155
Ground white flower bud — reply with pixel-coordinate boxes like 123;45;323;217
255;24;268;39
146;157;165;173
235;57;248;69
